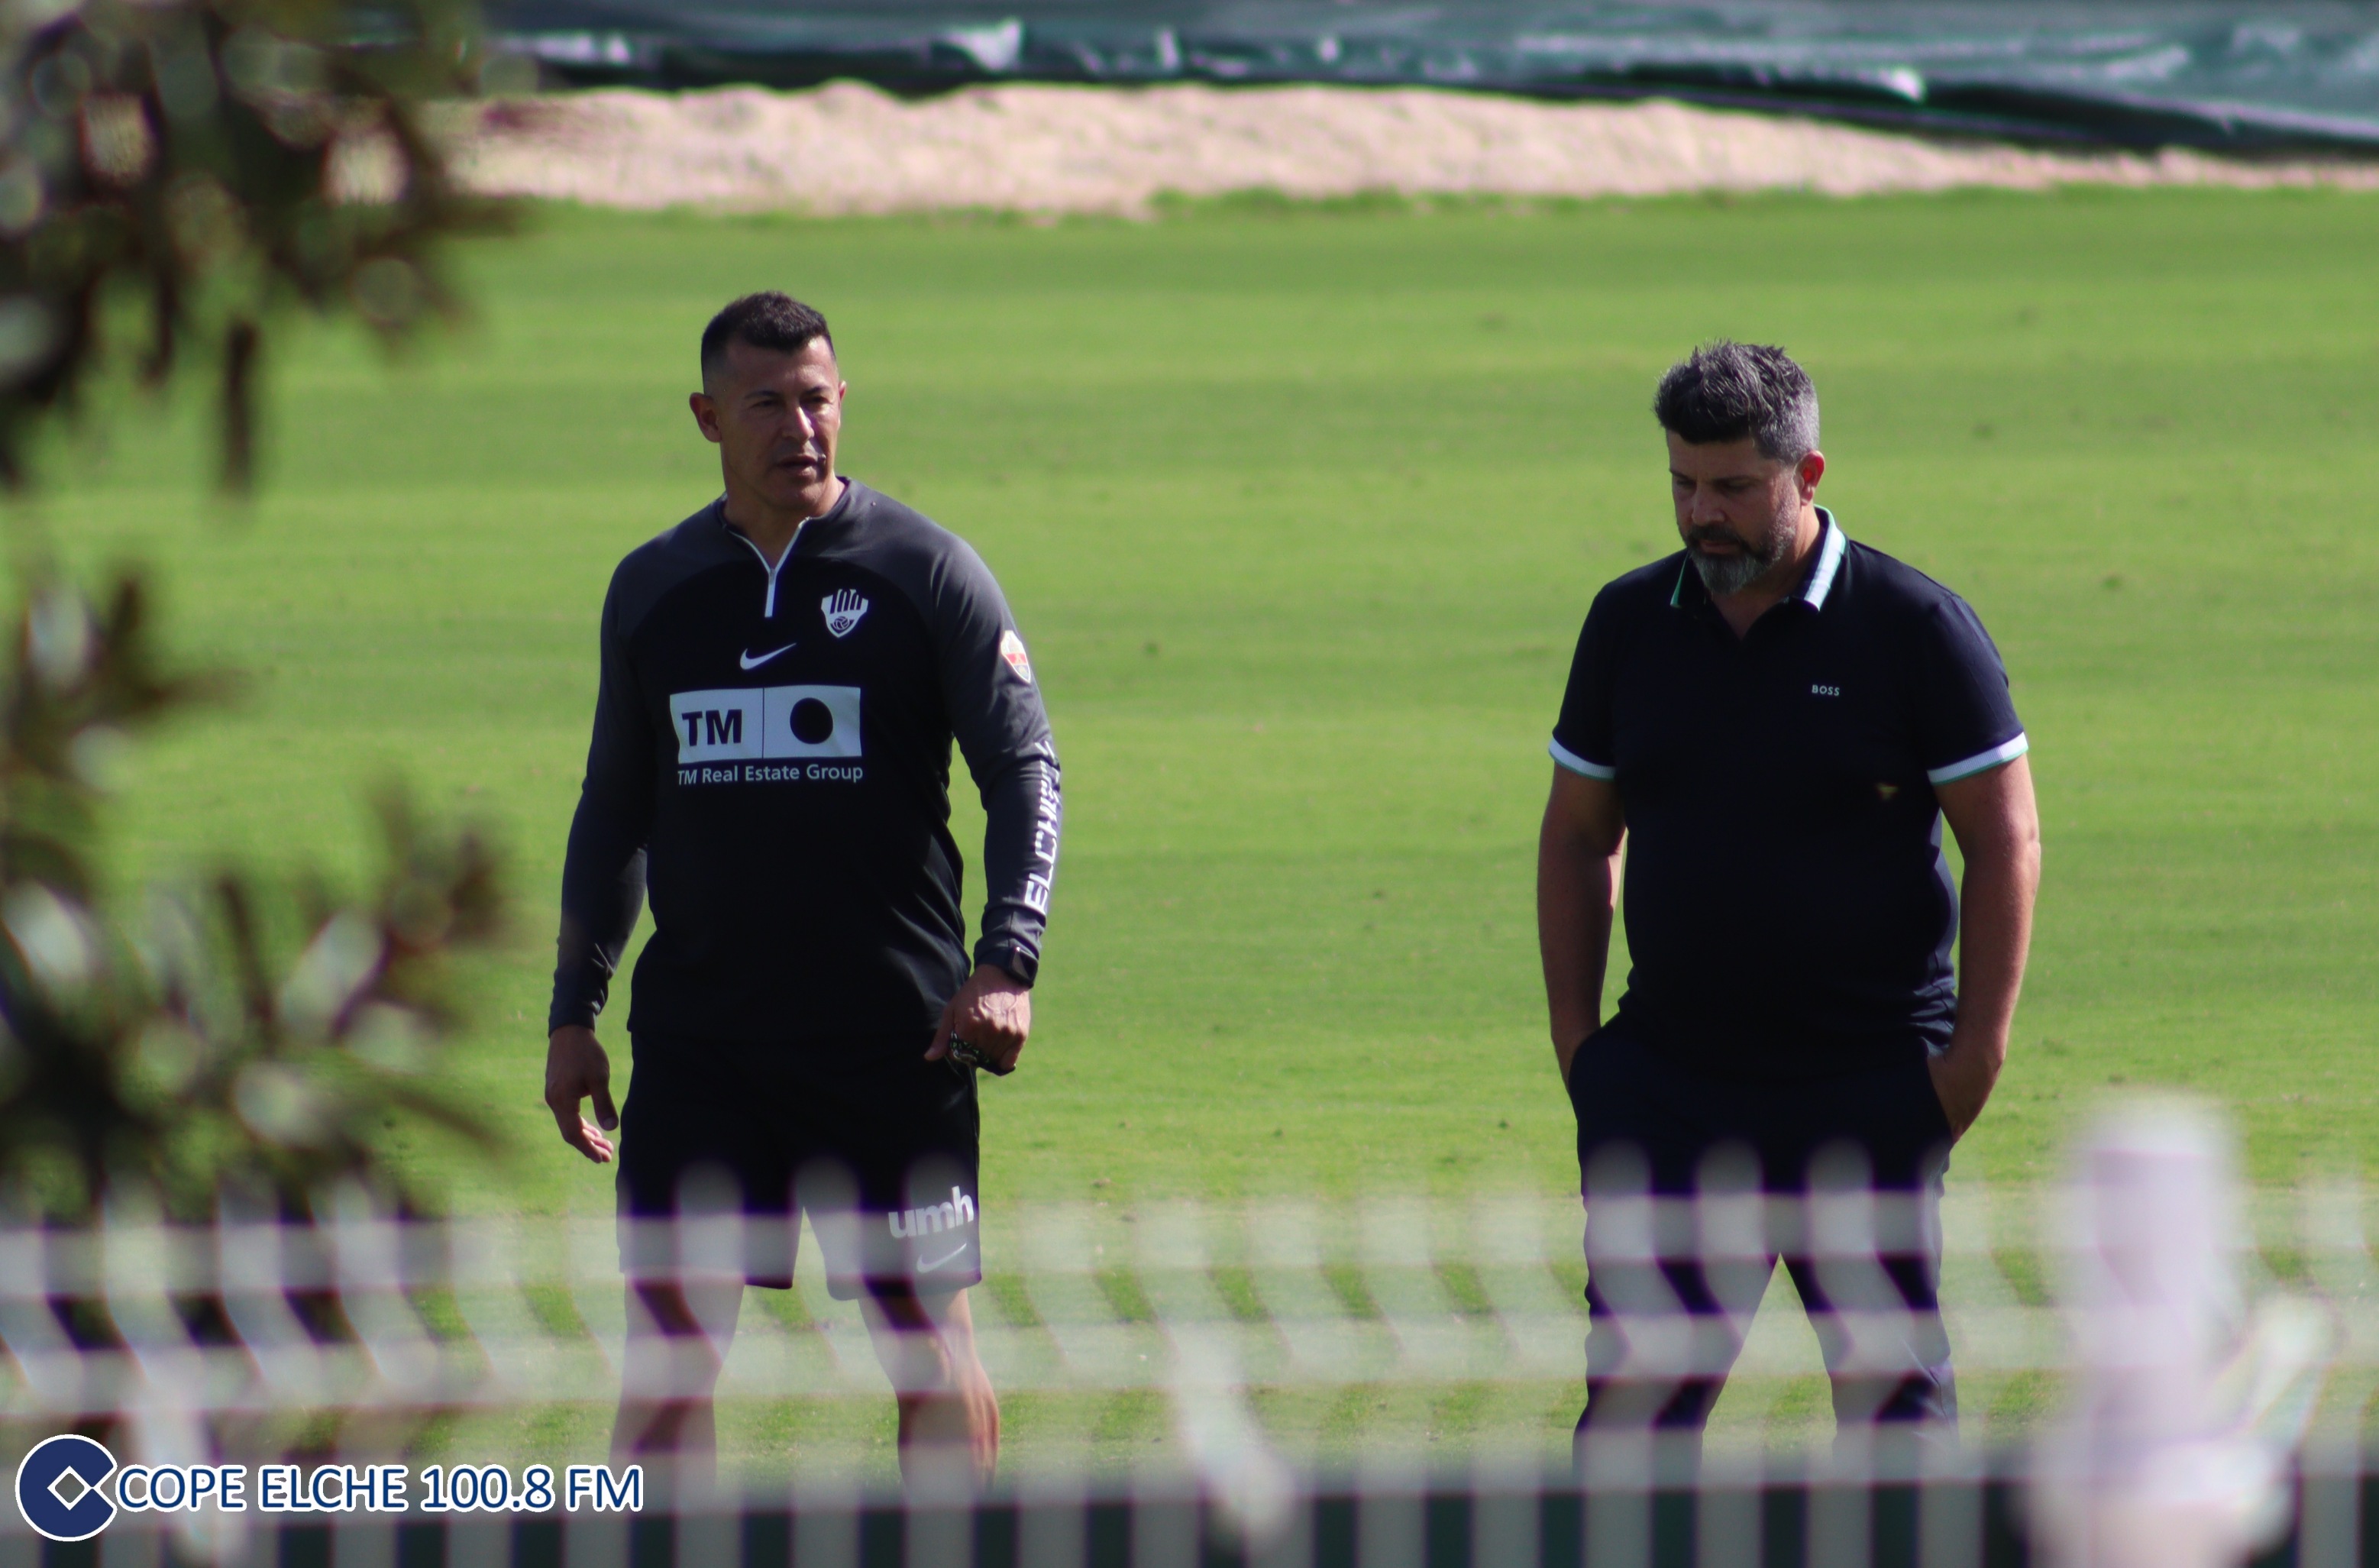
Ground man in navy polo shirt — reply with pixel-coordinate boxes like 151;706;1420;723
1537;341;2041;1453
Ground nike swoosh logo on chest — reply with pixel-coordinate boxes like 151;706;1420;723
739;643;796;670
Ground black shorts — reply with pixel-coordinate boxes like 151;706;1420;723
616;1032;981;1299
1566;1027;1952;1194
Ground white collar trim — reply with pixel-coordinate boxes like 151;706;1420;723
1802;509;1847;609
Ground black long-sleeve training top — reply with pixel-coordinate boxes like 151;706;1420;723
548;480;1061;1045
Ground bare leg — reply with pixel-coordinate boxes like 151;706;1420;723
861;1286;1000;1496
613;1277;744;1495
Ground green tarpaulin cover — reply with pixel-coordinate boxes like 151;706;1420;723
489;2;2379;150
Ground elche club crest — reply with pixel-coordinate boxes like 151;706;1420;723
999;629;1033;685
822;590;868;638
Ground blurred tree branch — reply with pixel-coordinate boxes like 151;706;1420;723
0;0;519;1224
0;576;509;1219
0;0;510;487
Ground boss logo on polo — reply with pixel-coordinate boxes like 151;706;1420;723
671;686;862;765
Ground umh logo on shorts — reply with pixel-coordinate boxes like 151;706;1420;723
671;686;862;763
887;1187;977;1238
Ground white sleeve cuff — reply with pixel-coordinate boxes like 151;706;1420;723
1550;738;1616;780
1927;732;2029;785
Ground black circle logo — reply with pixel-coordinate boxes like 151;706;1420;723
790;698;835;745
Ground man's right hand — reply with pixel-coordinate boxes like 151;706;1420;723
1537;768;1624;1092
546;1026;619;1163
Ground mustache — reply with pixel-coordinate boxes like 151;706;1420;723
1683;523;1756;554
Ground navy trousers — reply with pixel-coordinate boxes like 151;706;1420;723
1566;1030;1958;1444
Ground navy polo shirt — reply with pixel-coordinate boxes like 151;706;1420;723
1550;511;2026;1079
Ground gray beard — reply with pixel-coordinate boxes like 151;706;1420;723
1687;519;1796;596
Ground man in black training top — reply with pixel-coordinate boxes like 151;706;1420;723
1538;343;2039;1460
543;294;1061;1492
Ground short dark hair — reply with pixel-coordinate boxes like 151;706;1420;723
700;293;833;381
1653;341;1818;463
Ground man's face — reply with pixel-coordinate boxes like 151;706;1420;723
1666;432;1823;597
691;337;845;514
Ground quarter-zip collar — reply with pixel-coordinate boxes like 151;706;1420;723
716;480;859;620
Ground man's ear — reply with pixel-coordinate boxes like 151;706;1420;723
689;391;722;445
1796;449;1826;498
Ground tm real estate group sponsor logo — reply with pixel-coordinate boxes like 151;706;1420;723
673;685;861;761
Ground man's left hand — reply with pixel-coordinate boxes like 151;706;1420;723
927;966;1031;1073
1927;1038;2002;1143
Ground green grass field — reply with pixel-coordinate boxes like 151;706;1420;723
22;185;2379;1469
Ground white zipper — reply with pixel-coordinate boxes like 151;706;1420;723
730;519;805;619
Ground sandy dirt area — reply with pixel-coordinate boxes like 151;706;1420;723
448;81;2379;215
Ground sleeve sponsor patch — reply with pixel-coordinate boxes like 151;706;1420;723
998;629;1034;685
